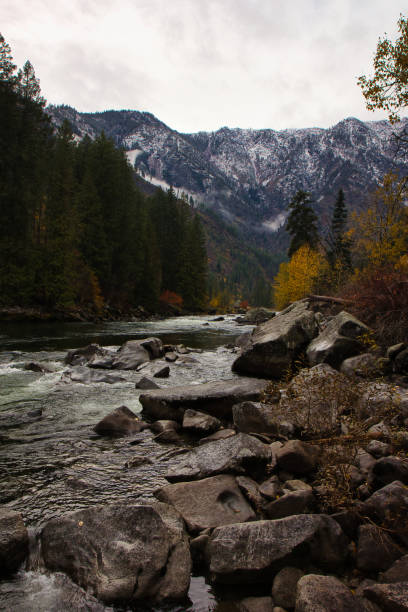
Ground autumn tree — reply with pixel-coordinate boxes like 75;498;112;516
358;15;408;123
286;190;319;257
273;245;328;310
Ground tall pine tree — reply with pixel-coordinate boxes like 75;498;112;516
286;190;319;257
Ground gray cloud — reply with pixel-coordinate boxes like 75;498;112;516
2;0;406;132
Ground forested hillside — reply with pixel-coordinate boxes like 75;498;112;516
0;35;207;315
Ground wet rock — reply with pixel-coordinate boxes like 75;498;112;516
165;352;178;362
264;489;315;520
0;508;29;575
124;455;153;469
66;366;125;384
207;514;348;583
94;406;145;436
166;433;270;482
138;337;164;359
24;361;50;373
372;457;408;487
276;440;320;476
212;316;225;321
112;340;151;370
295;574;360;612
307;311;370;369
140;378;269;422
272;566;305;609
380;555;408;583
136;376;160;390
232;300;318;378
237;596;274;611
363;582;408;611
182;409;221;435
153;365;170;378
357;524;404;573
233;401;279;435
155;474;255;534
41;502;191;605
150;420;180;443
199;429;236;445
65;343;108;366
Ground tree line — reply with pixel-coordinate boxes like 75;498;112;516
0;34;207;314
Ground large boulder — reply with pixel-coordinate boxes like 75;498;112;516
264;489;315;520
295;574;362;612
232;300;318;378
0;508;29;575
306;311;370;369
237;307;276;325
207;514;348;583
111;340;151;370
41;503;191;605
272;566;305;609
363;582;408;611
65;366;125;384
182;409;221;435
275;440;320;475
65;343;109;366
94;406;145;436
155;475;255;533
140;378;269;422
166;433;270;482
357;524;404;573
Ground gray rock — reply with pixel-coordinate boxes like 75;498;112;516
284;480;313;493
140;378;269;422
138;337;164;359
65;343;108;366
0;508;28;575
66;366;125;384
259;475;282;500
395;348;408;375
24;361;50;373
272;566;305;609
236;476;264;509
366;440;392;458
112;340;151;370
295;574;361;612
166;433;270;482
387;343;407;361
357;524;404;573
276;440;320;476
150;420;180;443
380;555;408;583
232;300;318;378
340;353;382;378
182;409;221;435
155;474;255;534
165;352;178;362
41;502;191;605
363;481;408;546
136;376;160;390
153;365;170;378
265;489;314;520
238;307;276;325
94;406;145;436
233;401;280;435
307;311;370;369
363;582;408;611
199;429;236;445
207;514;348;583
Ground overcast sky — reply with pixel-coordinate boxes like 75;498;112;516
2;0;406;133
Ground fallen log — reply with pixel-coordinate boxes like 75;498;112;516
308;294;355;305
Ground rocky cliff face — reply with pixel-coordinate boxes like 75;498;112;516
49;105;407;244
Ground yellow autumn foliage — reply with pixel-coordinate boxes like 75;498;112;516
350;173;408;268
273;245;328;310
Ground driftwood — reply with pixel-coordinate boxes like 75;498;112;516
308;294;355;305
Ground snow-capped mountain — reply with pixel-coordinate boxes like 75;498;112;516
49;105;407;244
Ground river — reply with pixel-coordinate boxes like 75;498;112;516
0;315;254;611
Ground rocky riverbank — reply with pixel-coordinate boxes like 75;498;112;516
1;300;408;611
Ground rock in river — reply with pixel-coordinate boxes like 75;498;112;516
166;432;270;482
139;378;269;422
41;502;191;605
232;300;318;378
94;406;146;436
155;474;255;533
0;508;29;576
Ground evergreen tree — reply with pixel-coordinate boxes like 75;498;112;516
327;189;352;271
286;190;319;257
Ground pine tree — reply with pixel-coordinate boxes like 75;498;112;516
327;189;352;270
286;190;319;257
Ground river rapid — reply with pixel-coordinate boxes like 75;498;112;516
0;315;254;611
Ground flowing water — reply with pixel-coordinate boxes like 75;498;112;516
0;315;254;611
